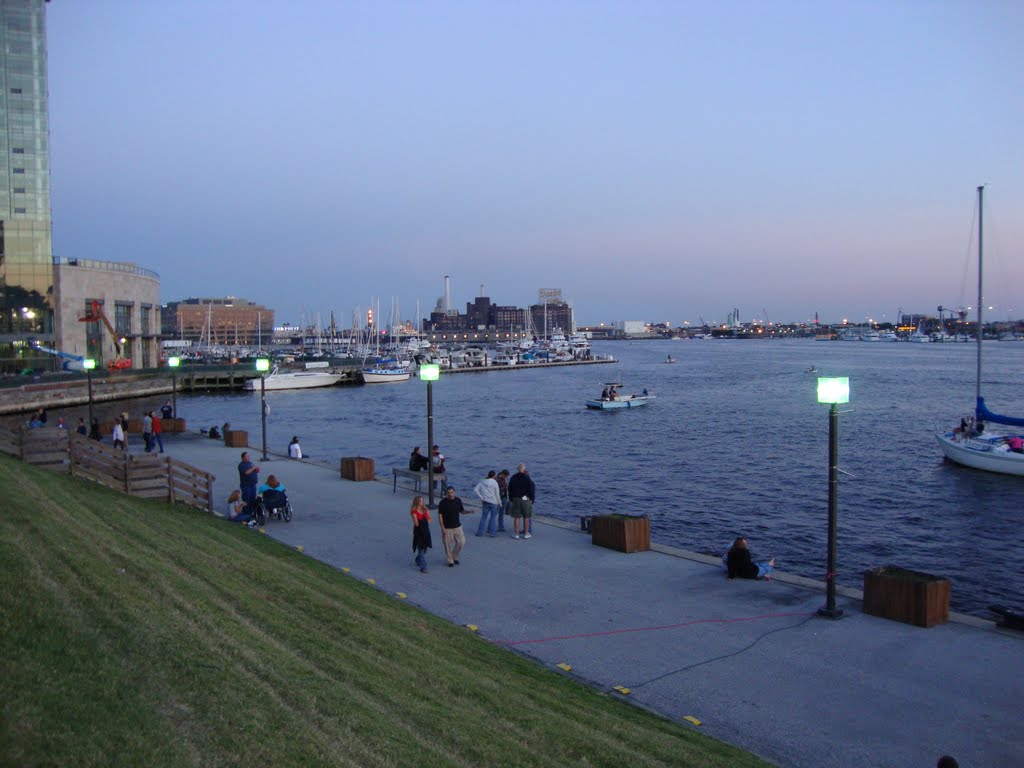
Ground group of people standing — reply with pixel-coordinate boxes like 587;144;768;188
410;463;536;572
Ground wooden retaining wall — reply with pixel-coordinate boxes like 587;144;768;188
0;426;215;513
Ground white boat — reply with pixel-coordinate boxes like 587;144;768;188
879;330;899;342
361;357;412;384
585;383;654;410
908;323;932;343
243;366;342;391
861;329;881;342
665;354;678;364
936;186;1024;476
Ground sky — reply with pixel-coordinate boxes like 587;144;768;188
46;0;1024;328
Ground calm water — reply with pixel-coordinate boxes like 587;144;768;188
178;340;1024;617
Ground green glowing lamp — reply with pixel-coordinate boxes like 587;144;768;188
817;377;849;405
83;359;96;370
168;356;180;368
419;363;440;381
255;358;270;372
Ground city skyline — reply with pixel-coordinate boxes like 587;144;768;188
46;1;1024;327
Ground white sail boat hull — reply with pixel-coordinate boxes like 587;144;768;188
936;432;1024;476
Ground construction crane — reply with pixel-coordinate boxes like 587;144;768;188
79;300;132;370
31;341;85;371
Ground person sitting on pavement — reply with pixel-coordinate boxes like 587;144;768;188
208;425;221;440
288;436;303;459
726;537;775;580
224;489;255;526
258;475;287;510
409;445;430;471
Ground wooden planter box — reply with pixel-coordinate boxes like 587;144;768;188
224;430;249;448
341;456;375;482
166;418;186;434
863;566;950;628
591;514;650;553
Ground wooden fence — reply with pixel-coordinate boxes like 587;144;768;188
0;426;215;513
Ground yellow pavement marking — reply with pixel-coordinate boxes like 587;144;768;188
295;545;304;552
341;567;350;573
613;686;631;695
365;578;376;585
395;592;407;599
258;528;267;534
465;624;479;632
682;716;702;726
556;663;572;672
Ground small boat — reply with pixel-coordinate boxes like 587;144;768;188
665;355;677;364
361;357;412;384
861;329;881;342
936;186;1024;476
879;330;899;342
908;323;932;343
585;383;654;410
243;366;343;391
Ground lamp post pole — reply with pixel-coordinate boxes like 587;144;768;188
420;364;440;508
256;359;270;461
168;357;180;428
84;359;96;427
816;377;848;620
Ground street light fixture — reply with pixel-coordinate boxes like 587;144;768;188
83;358;96;428
816;376;849;620
167;356;180;427
256;358;270;461
419;363;440;508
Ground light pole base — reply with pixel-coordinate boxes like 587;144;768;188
817;606;845;620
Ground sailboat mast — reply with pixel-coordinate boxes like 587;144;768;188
976;185;984;406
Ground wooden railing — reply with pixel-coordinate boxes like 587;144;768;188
0;426;215;513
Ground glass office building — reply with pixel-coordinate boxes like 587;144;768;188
0;0;52;372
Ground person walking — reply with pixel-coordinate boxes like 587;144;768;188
496;469;510;533
508;463;535;539
111;419;125;451
473;470;502;537
410;495;433;573
142;411;154;452
151;411;165;453
237;452;260;509
437;486;469;566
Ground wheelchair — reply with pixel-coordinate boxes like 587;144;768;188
252;490;293;525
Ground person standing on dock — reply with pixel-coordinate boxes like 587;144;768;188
151;411;165;453
142;412;154;452
473;470;502;537
496;469;510;533
508;464;535;539
112;419;125;451
160;400;174;420
238;452;260;509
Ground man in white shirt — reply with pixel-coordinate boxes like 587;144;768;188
473;470;502;537
288;436;302;459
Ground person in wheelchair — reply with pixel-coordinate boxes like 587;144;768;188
256;475;291;521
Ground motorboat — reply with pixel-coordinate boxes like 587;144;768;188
585;383;655;410
861;329;881;342
665;355;678;364
936;186;1024;476
361;357;412;384
243;366;343;391
908;323;932;343
879;330;899;342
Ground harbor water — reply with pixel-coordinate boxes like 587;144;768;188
178;339;1024;617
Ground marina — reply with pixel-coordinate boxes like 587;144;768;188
174;339;1024;617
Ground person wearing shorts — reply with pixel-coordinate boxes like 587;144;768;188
508;463;535;539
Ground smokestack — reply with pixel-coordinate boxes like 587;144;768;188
444;275;451;313
480;284;485;297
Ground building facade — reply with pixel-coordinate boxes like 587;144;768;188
0;0;53;372
53;258;162;369
163;297;274;347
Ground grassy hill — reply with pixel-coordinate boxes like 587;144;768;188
0;455;771;767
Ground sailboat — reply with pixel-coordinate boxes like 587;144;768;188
936;186;1024;476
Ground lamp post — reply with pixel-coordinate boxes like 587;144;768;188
419;363;440;508
168;356;180;427
816;376;849;620
256;358;270;461
83;358;96;427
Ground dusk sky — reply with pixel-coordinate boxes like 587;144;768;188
47;1;1023;328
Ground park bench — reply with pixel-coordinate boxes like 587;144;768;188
392;467;446;494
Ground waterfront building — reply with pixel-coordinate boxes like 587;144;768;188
0;0;53;372
162;297;274;347
530;289;574;339
53;258;162;369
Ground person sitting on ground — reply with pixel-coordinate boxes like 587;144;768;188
431;445;446;474
208;425;221;440
224;489;255;525
258;475;287;510
288;435;303;459
409;445;430;471
726;537;775;580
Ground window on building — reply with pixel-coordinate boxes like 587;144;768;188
10;88;21;94
141;306;151;336
13;187;25;194
115;304;132;337
12;168;25;174
85;300;103;364
11;148;24;154
13;208;25;214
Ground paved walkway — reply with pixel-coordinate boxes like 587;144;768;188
166;434;1021;768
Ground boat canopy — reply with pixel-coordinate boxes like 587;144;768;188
976;397;1024;428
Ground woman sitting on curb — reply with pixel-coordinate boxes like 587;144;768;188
224;489;256;527
726;537;775;580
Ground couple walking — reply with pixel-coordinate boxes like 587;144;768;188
473;464;535;539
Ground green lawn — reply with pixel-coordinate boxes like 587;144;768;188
0;455;772;767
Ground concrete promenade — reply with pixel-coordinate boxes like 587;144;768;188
166;433;1020;768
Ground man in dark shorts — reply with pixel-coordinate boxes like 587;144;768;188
508;463;535;540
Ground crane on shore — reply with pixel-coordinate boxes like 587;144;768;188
79;300;132;370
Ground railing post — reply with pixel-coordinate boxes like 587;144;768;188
124;451;131;494
167;457;176;505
